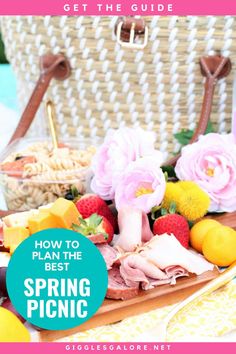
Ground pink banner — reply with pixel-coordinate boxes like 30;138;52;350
0;343;236;353
0;0;236;15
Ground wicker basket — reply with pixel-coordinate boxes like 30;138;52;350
1;16;236;157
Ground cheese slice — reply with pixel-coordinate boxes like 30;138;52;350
28;211;58;234
50;198;80;229
3;226;30;249
2;210;38;228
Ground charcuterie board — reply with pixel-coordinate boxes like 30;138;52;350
39;211;236;342
40;267;219;342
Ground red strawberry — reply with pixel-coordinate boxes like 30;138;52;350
72;213;114;243
75;194;118;231
153;214;190;248
97;204;118;232
75;194;107;218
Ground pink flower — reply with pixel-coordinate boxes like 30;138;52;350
175;133;236;212
91;128;163;200
115;157;166;213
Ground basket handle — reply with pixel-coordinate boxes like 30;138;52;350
0;53;71;219
8;53;71;145
165;55;232;167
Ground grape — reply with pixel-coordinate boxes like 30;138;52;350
1;298;25;323
64;192;74;201
0;267;7;297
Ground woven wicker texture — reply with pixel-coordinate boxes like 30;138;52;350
1;16;236;156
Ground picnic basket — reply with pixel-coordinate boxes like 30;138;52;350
1;16;236;157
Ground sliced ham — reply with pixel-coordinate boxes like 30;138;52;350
120;253;168;285
118;234;213;293
142;277;173;290
115;207;153;252
106;266;139;300
119;253;189;291
164;265;189;286
165;265;189;284
141;234;214;275
96;244;118;270
100;222;214;300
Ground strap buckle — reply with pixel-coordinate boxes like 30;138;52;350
116;21;148;49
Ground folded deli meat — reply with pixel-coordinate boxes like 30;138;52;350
119;235;213;292
1;206;214;301
100;234;213;300
97;208;214;300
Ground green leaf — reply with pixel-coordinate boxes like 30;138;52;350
161;166;177;179
79;217;87;226
72;224;85;234
205;121;214;134
169;201;176;214
102;233;108;240
151;205;162;220
174;121;214;148
0;33;8;63
89;213;102;228
161;208;168;216
151;211;156;221
188;220;194;229
71;185;80;198
164;171;168;182
174;129;193;146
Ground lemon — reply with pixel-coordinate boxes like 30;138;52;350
0;307;30;342
190;219;221;253
202;225;236;267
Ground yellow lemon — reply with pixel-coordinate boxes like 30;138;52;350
202;225;236;267
190;219;221;253
0;307;30;342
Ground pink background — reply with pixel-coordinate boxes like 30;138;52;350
0;0;236;351
0;343;236;353
0;0;236;15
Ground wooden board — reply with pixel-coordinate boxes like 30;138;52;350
0;211;230;341
205;211;236;229
40;267;219;342
39;211;236;342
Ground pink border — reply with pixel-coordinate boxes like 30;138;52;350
0;0;236;15
0;342;236;353
0;0;236;352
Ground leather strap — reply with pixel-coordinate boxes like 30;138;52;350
165;55;231;167
0;53;71;219
115;17;146;42
0;210;18;218
9;53;71;144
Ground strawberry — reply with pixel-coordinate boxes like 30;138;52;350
153;214;190;248
75;194;117;231
97;204;118;232
75;194;107;218
72;213;114;243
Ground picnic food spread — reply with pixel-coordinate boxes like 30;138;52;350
0;127;236;341
0;140;96;211
0;13;236;345
0;197;214;301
